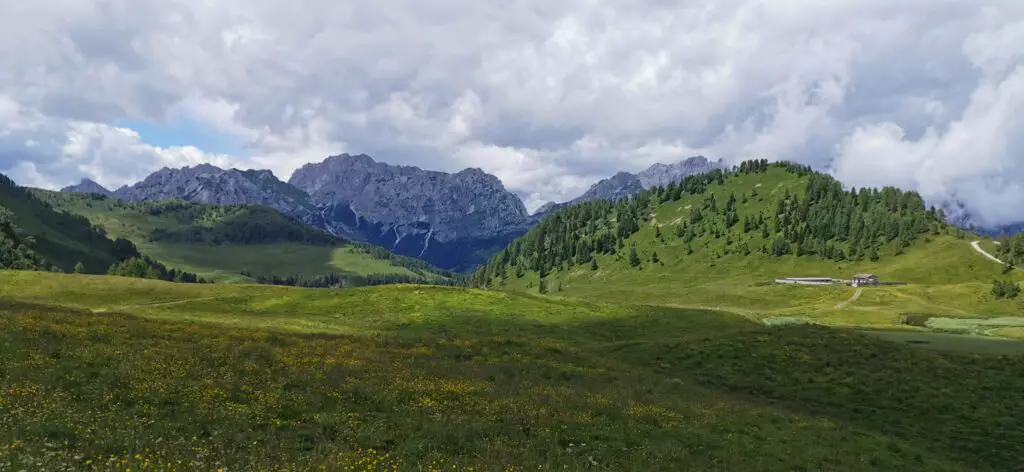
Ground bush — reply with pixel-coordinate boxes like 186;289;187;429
992;279;1021;300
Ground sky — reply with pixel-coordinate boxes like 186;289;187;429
1;1;1023;225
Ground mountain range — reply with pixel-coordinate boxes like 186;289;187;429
60;154;722;271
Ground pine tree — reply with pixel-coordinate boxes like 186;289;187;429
651;251;659;263
629;246;641;267
590;257;598;271
73;261;85;274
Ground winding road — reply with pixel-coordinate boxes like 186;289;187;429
971;240;1005;265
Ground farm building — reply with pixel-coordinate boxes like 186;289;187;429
852;274;879;287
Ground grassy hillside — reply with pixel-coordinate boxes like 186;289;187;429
0;174;142;273
476;161;1024;335
37;191;457;284
1;270;1022;470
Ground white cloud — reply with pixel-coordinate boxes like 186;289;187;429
832;20;1024;227
1;0;1024;225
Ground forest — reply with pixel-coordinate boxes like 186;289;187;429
473;159;949;287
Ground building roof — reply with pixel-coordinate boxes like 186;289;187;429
852;273;878;278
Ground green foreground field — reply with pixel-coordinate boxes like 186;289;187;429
1;270;1023;471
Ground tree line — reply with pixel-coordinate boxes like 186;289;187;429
240;270;467;288
106;256;209;283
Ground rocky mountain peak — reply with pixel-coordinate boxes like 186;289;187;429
61;178;111;196
534;201;558;216
636;156;723;189
289;155;529;243
573;171;645;204
94;165;315;219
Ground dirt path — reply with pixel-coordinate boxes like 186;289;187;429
92;296;226;313
971;240;1005;264
835;288;863;309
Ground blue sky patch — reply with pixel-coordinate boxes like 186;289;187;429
115;118;246;157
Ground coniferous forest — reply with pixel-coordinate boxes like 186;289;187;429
473;160;949;287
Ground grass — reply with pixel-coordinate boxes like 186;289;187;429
857;330;1024;355
1;270;1023;470
34;191;439;283
136;243;421;283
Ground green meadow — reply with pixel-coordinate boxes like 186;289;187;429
1;270;1023;471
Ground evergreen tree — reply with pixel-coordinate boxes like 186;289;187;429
590;257;598;271
629;246;641;267
992;279;1021;299
651;251;659;263
73;261;86;274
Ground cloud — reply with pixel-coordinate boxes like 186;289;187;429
1;0;1023;222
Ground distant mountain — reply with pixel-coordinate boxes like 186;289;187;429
61;178;112;196
288;154;531;271
573;171;647;205
110;164;318;221
636;156;722;188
